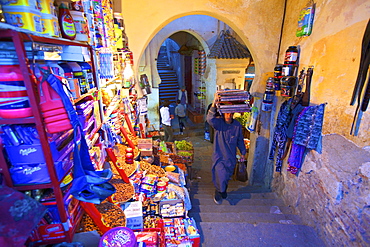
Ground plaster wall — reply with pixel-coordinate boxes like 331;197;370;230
215;59;251;90
278;0;369;146
271;0;370;246
121;0;285;96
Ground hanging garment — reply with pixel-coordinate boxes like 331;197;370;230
293;103;325;150
269;98;293;172
287;104;326;174
350;19;370;136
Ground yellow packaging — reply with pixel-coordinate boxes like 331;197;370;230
2;6;42;33
39;0;54;14
41;13;60;37
0;0;39;11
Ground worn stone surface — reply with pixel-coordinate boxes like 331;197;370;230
273;134;370;246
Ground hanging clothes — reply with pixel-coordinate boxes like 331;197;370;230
287;103;326;174
269;98;293;172
350;19;370;136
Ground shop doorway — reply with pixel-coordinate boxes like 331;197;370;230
184;55;192;105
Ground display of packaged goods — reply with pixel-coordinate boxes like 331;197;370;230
159;199;185;218
217;103;251;114
121;201;144;230
217;89;251;102
216;90;251;113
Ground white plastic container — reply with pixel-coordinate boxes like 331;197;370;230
41;13;60;37
70;10;89;41
2;5;42;33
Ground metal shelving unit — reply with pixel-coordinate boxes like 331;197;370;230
0;27;99;245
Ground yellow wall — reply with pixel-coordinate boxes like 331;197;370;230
121;0;285;95
279;0;370;145
121;0;369;145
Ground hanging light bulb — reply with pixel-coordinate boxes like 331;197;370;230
123;60;133;88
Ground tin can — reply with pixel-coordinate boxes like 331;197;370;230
266;77;274;89
284;46;299;65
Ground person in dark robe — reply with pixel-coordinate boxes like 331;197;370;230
207;93;247;204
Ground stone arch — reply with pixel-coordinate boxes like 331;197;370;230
135;12;259;93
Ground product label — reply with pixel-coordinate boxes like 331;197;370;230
4;13;24;28
34;15;42;33
263;92;274;102
285;52;298;63
74;19;88;34
62;15;76;37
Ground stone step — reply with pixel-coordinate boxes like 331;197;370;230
189;185;271;194
189;204;294;214
159;72;177;76
159;93;178;98
200;222;325;247
191;192;278;200
159;85;178;90
159;88;178;93
189;212;303;225
159;75;175;79
190;197;286;207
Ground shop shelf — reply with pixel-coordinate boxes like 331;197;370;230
0;26;99;246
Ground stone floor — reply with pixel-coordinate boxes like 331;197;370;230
65;120;326;246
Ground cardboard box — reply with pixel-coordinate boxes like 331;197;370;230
140;148;153;156
135;231;159;247
9;144;74;185
121;201;143;230
38;223;66;241
138;138;153;149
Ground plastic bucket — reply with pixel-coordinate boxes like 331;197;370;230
0;65;32;118
41;13;60;37
0;0;39;11
39;0;54;14
2;6;42;33
39;74;73;133
99;227;137;247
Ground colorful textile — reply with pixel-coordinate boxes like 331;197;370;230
293;103;325;150
287;104;325;174
269;98;293;172
0;184;47;247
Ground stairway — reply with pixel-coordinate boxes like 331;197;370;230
188;180;326;247
157;46;179;104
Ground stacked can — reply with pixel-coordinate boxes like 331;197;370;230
261;77;275;112
281;46;299;97
125;147;134;164
273;64;283;91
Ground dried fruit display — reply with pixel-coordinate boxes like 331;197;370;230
110;178;135;202
77;202;126;235
139;161;166;177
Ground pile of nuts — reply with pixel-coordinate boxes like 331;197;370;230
110;178;135;202
139;160;166;177
77;201;126;235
